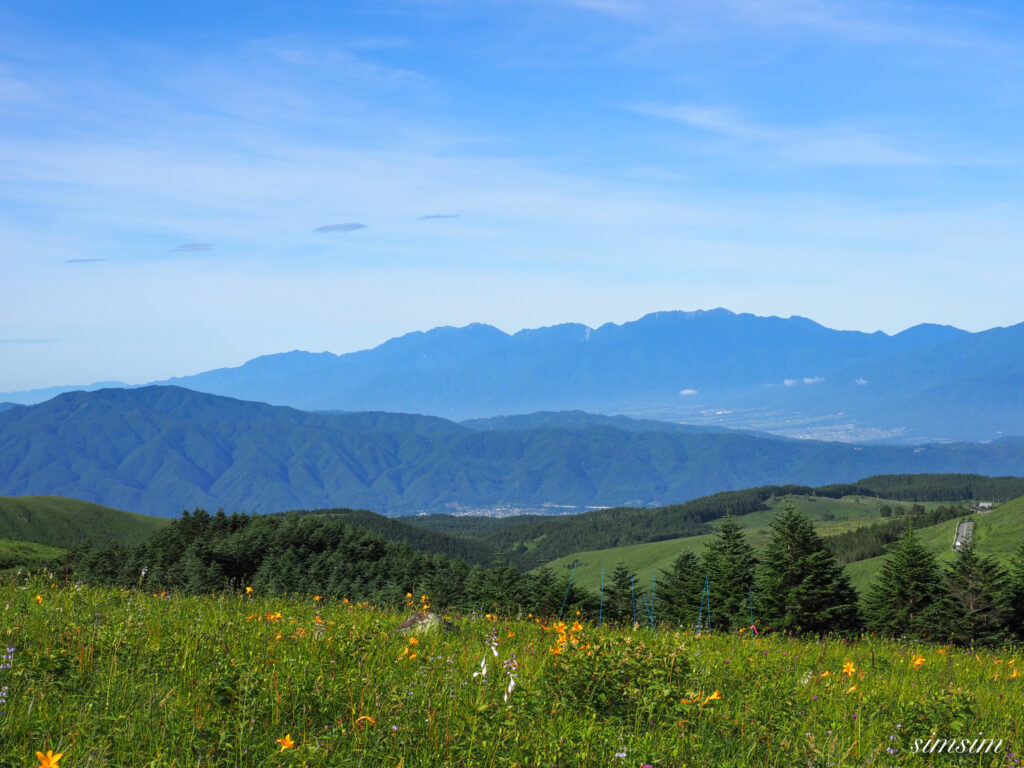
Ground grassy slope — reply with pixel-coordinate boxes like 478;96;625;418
0;495;170;549
3;576;1020;767
0;537;64;572
844;494;1024;593
540;495;971;593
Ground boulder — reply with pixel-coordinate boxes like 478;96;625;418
396;610;452;636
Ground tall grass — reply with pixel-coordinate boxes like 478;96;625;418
0;575;1021;767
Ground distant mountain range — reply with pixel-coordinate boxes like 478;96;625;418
3;309;1022;442
3;386;1024;517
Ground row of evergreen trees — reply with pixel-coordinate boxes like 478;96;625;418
68;505;1024;645
608;510;859;635
620;509;1024;645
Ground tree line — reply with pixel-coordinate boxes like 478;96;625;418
67;503;1024;645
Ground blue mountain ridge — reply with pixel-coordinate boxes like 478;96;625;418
2;309;1016;441
2;385;1024;517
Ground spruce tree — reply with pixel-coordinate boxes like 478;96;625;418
863;527;954;639
944;541;1011;646
605;562;637;625
701;515;758;631
756;503;860;634
657;551;704;627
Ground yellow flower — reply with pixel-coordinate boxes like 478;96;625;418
819;670;830;678
842;661;856;678
507;631;515;639
408;651;417;659
35;594;43;604
314;595;322;602
405;592;413;599
36;750;63;768
1011;668;1020;679
911;654;925;669
408;636;419;646
245;586;253;594
549;643;564;655
701;690;722;706
275;733;295;751
571;621;584;633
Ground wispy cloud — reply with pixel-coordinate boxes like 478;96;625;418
562;0;1014;52
65;257;107;263
421;213;461;220
803;376;824;384
314;223;367;233
169;243;211;252
632;103;927;167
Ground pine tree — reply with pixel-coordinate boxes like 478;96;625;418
701;515;758;631
657;551;704;627
757;503;860;634
944;541;1011;645
605;562;637;625
863;527;954;639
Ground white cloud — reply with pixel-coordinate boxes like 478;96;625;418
803;376;825;384
784;379;797;386
679;388;698;395
631;103;928;168
856;377;869;385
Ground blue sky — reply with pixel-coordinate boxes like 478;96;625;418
2;0;1023;390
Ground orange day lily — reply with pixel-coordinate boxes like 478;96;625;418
276;734;295;751
701;690;722;706
35;595;43;604
842;661;856;678
36;751;63;768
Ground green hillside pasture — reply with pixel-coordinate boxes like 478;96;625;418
540;495;967;592
844;495;1024;593
2;577;1021;767
0;495;169;549
0;537;63;572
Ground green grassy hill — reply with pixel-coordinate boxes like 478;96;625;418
539;494;994;595
0;495;170;549
844;495;1024;592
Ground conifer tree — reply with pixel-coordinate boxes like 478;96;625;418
944;541;1011;645
756;503;860;634
701;515;758;631
657;551;704;627
863;527;954;639
605;562;637;625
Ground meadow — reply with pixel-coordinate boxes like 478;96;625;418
1;576;1022;767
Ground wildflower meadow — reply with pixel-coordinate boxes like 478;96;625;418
1;576;1021;767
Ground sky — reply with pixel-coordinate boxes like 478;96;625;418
2;0;1023;391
